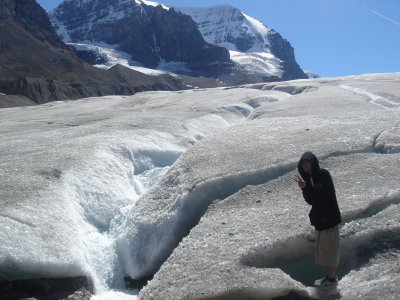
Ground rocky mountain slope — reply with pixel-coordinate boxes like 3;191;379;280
50;0;307;82
0;0;185;107
50;0;231;74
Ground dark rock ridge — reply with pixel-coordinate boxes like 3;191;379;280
51;0;231;73
268;31;307;80
0;0;186;106
0;276;93;300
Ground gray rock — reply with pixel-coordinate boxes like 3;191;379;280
0;94;36;108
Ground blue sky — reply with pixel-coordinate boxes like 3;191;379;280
38;0;400;78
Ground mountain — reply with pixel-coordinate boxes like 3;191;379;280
0;0;185;107
50;0;307;83
50;0;231;74
177;5;307;81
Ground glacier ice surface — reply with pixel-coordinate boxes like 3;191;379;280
1;73;399;299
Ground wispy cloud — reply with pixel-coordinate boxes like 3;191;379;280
364;6;400;27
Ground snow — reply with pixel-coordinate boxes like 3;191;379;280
65;42;184;76
135;0;169;10
1;73;400;299
242;13;270;38
65;41;190;76
230;50;283;77
177;5;272;53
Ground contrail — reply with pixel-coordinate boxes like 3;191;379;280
364;6;400;27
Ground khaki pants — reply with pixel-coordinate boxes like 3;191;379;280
315;225;340;267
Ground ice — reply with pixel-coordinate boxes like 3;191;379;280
123;75;399;298
375;125;400;153
1;73;400;299
91;290;138;300
340;84;400;109
138;150;400;299
0;86;270;297
339;250;400;300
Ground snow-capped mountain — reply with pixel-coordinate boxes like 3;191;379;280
50;0;306;82
177;5;306;80
178;4;272;53
50;0;230;73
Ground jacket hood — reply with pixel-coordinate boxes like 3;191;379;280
298;151;320;180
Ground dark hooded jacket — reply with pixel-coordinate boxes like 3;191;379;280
298;152;341;231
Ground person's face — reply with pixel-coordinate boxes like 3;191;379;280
301;161;312;174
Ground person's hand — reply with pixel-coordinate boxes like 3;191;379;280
293;174;306;189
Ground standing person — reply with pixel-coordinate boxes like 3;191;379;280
294;151;341;290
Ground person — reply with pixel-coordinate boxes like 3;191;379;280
294;151;341;290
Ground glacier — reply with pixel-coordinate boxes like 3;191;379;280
0;73;399;299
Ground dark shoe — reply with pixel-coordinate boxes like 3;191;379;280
314;275;338;290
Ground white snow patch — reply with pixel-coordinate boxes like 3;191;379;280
68;42;178;76
230;51;283;77
242;13;271;39
135;0;169;10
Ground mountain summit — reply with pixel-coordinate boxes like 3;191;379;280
177;5;307;80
